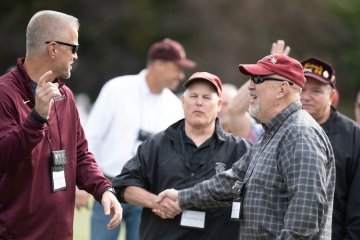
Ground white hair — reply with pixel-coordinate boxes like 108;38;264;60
26;10;79;56
222;83;238;97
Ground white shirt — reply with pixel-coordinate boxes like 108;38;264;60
86;70;184;177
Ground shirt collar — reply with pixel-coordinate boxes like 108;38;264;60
321;107;338;134
262;101;302;135
138;69;151;95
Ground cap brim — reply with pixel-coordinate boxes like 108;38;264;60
238;64;274;76
176;59;197;69
304;72;331;85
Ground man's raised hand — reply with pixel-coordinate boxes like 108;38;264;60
270;40;291;56
34;71;61;119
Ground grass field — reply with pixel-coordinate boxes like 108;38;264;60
73;198;125;240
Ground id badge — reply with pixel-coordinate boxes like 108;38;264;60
180;210;205;229
231;180;245;221
51;150;67;192
231;201;242;221
52;170;66;191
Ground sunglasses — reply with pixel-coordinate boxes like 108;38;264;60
45;41;79;54
251;75;293;85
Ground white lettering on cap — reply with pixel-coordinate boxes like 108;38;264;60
260;55;277;64
270;57;277;64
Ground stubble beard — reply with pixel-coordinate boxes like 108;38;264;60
249;103;260;120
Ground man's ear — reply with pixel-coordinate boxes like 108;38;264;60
181;95;185;105
277;82;290;99
217;98;223;113
46;42;57;59
329;88;336;106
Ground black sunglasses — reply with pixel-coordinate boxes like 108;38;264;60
45;41;79;54
251;75;293;85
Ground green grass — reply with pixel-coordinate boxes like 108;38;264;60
73;198;125;240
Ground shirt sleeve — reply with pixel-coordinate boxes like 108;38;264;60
344;128;360;239
0;94;47;173
276;132;334;239
179;149;252;209
71;92;112;203
85;81;117;156
112;143;149;203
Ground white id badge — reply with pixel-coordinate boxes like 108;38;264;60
52;170;66;191
51;150;67;192
231;202;241;220
180;210;205;229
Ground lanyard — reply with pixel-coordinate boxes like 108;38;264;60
45;100;63;151
241;109;295;187
32;80;63;151
241;131;276;185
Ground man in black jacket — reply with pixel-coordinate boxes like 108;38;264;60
112;72;251;240
301;57;360;240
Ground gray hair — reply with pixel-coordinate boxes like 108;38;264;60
26;10;79;56
222;83;238;96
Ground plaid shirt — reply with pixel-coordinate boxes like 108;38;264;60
179;101;335;239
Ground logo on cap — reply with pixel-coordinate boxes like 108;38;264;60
270;57;277;64
301;57;336;88
239;54;306;88
260;55;278;65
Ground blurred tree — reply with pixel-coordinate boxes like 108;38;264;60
327;0;360;89
0;0;358;116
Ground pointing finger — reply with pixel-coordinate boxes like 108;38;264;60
38;71;53;87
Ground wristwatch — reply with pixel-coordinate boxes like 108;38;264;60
104;187;116;196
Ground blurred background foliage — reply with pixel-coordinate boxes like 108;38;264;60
1;0;359;117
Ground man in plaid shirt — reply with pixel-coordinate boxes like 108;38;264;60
157;54;336;239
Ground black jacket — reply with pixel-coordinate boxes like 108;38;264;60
113;119;252;240
322;108;360;240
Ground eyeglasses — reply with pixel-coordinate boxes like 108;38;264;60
45;41;79;54
251;75;293;85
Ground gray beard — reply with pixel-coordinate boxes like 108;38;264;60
249;104;260;119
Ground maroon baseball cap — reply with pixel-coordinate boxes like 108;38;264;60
238;54;306;88
301;57;336;88
184;72;222;96
148;38;197;69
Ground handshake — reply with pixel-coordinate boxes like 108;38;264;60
152;188;182;219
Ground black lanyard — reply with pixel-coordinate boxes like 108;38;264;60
31;80;63;151
242;109;296;188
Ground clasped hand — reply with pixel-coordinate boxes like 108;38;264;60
153;188;182;219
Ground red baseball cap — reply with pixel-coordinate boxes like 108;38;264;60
184;72;222;96
148;38;197;69
239;54;306;88
301;57;336;88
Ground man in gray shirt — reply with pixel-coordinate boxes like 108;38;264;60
157;54;336;239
